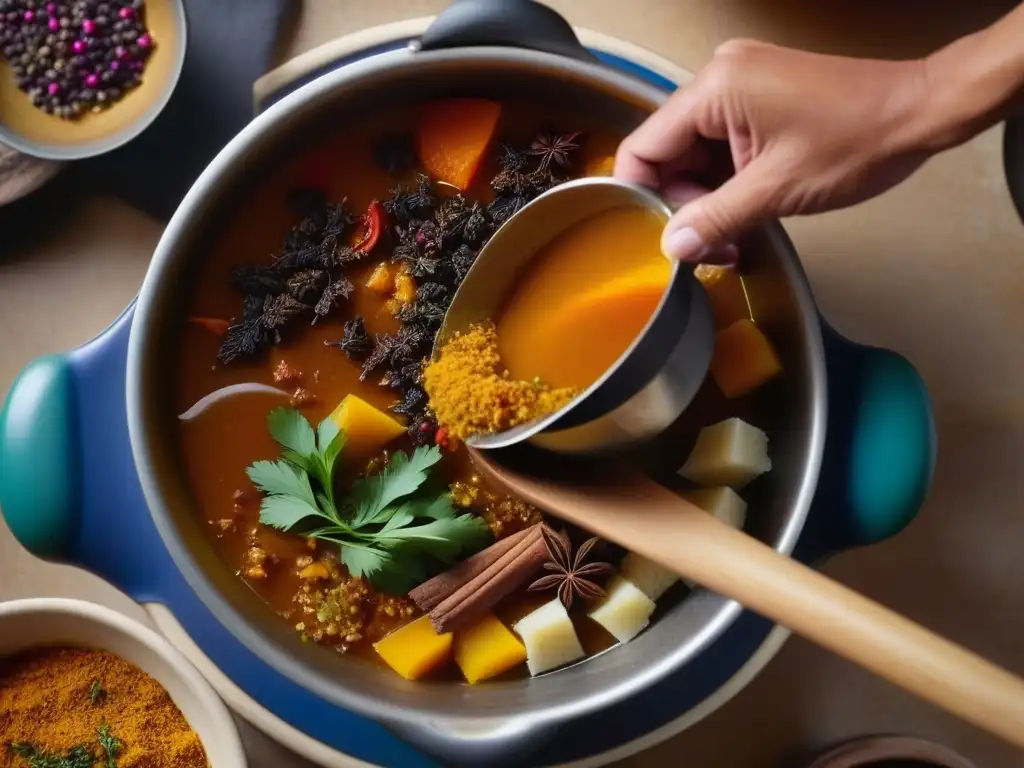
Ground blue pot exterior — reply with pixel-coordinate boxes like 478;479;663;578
0;30;936;768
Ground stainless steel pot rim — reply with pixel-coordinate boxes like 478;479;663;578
128;41;827;735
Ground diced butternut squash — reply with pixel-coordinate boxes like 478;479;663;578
393;270;417;305
418;99;502;191
710;319;783;399
695;265;750;329
329;394;406;458
453;612;527;684
298;562;330;581
365;262;395;293
584;154;615;177
373;615;453;681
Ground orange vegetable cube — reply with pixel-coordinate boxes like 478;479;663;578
329;394;406;458
418;99;502;191
373;616;453;681
453;613;527;684
710;319;783;399
393;271;417;305
695;265;750;329
365;262;395;293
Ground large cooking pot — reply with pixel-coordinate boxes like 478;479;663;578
0;2;936;766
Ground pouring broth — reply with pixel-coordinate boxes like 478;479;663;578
174;99;781;684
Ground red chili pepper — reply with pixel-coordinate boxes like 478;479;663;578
435;427;457;452
188;316;230;336
354;200;385;254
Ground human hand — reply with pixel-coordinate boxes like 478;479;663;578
615;40;936;263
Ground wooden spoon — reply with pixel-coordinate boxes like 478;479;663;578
470;446;1024;749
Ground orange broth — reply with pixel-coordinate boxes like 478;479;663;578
497;206;669;389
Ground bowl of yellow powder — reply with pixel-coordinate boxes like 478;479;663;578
0;597;246;768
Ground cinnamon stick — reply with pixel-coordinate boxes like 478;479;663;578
410;523;549;634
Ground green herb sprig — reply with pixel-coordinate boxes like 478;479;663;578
7;741;94;768
96;723;122;768
247;407;492;594
88;680;106;706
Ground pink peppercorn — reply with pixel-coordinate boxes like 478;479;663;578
47;82;59;95
23;10;34;22
137;33;151;49
119;7;134;19
85;73;99;88
82;18;95;34
108;60;120;71
72;39;85;54
46;2;56;12
48;17;59;31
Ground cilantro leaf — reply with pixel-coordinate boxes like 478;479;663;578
259;494;329;530
247;409;492;595
268;405;317;457
348;445;443;526
247;459;317;507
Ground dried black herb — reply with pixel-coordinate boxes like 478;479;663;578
417;282;451;305
528;129;582;171
263;293;307;331
391;386;428;419
396;300;446;332
497;141;528;173
488;192;530;226
218;318;270;364
360;337;392;382
386;325;429;368
408;417;438;446
313;278;355;323
231;263;284;298
383;175;437;225
286;269;326;303
327;316;371;359
373;134;417;176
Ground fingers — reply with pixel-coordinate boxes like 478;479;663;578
614;84;707;186
661;157;776;263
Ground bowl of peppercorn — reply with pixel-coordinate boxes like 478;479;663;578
0;0;186;160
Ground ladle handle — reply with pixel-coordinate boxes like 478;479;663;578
478;456;1024;749
655;509;1024;749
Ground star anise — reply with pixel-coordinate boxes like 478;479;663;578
528;527;613;610
528;129;582;171
327;316;370;359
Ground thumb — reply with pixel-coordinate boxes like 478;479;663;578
661;160;775;263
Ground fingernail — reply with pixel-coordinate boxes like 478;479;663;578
662;226;708;262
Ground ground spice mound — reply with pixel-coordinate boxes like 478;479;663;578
423;322;579;441
0;646;207;767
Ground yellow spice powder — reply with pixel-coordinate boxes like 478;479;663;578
423;323;579;441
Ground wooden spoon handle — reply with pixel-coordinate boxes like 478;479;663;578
475;453;1024;748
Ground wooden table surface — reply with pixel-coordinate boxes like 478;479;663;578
2;1;1024;766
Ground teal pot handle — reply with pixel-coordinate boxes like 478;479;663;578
0;353;80;558
799;320;936;562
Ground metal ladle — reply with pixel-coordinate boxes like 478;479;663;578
431;177;715;455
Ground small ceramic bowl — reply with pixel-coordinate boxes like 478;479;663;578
807;735;977;768
0;597;247;768
0;0;186;160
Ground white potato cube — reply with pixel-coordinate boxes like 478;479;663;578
589;576;657;644
513;598;585;676
620;552;677;601
682;486;748;531
678;418;771;488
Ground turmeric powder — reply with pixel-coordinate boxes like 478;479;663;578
0;647;207;767
423;323;579;441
